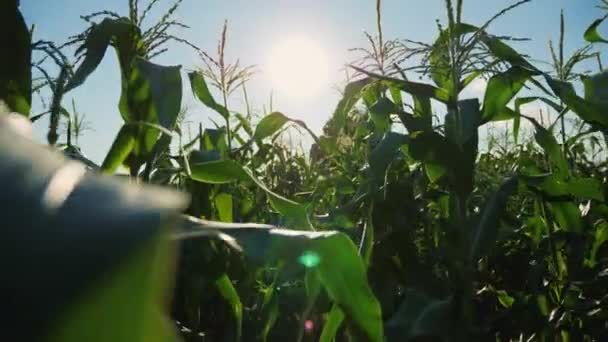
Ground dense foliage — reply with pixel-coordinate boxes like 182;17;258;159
3;0;608;341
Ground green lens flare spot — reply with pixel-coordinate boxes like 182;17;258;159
298;251;321;268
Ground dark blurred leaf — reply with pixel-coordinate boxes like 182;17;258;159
386;289;453;341
0;3;31;115
0;123;186;341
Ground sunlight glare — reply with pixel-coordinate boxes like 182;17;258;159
268;36;329;98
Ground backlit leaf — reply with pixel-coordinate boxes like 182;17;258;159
254;112;289;141
189;71;230;118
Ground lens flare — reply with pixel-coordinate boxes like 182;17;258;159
298;251;321;268
304;319;315;333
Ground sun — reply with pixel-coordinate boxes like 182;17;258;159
267;36;330;98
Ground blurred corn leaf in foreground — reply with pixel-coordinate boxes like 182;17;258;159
0;115;188;341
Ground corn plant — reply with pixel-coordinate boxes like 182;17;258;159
2;0;608;341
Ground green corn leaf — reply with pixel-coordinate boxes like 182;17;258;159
0;3;31;116
319;204;376;341
200;127;229;155
254;112;289;141
101;124;136;174
584;15;608;43
324;77;374;137
429;23;478;94
482;67;535;123
583;71;608;109
320;306;345;342
260;290;279;342
189;71;230;118
589;221;608;267
235;113;253;137
481;32;539;72
119;58;182;159
381;78;450;104
369;97;395;132
190;160;311;229
445;98;481;146
549;201;582;233
369;132;407;185
181;219;384;342
514;96;564;142
189;159;249;184
215;192;233;222
496;290;515;308
348;65;450;103
470;177;519;259
407;131;453;183
0;123;187;341
530;121;570;179
524;175;605;202
546;76;608;128
215;274;242;341
413;94;432;120
389;84;404;108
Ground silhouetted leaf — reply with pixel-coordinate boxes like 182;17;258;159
66;18;141;92
0;3;31;115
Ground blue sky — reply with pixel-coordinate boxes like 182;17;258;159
22;0;600;162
